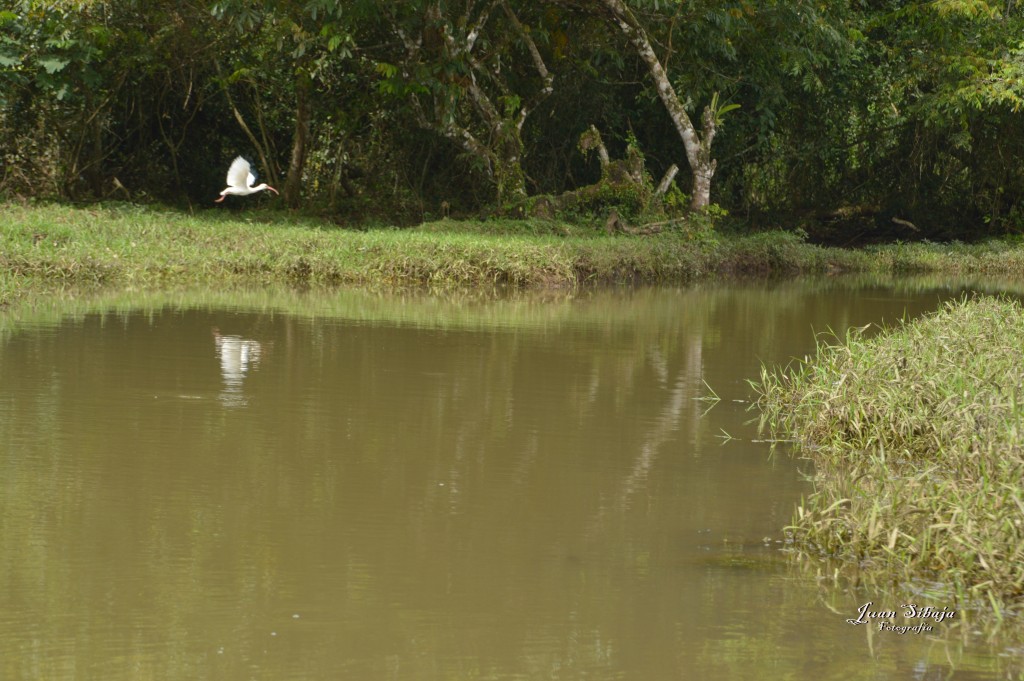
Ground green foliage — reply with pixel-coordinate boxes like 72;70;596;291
0;0;1022;235
0;4;101;101
708;91;740;126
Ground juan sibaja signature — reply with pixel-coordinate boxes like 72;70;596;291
847;601;956;634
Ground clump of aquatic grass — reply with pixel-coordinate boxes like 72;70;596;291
755;296;1024;616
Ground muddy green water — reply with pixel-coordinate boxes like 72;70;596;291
0;279;1018;680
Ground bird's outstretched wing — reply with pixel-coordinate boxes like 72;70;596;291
226;157;253;190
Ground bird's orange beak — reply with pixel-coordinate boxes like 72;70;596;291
267;186;279;195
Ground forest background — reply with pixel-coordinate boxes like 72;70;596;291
2;0;1023;243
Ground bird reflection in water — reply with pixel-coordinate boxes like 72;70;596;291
212;327;263;407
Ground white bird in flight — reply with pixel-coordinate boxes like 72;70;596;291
214;156;279;203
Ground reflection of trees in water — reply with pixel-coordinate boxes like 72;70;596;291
0;284;999;680
582;332;703;544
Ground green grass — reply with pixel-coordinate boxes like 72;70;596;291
0;203;677;301
754;296;1024;619
8;203;1024;307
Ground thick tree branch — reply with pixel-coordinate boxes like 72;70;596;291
593;0;717;209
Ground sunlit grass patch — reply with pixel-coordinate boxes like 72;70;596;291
8;203;1024;305
0;202;868;302
755;296;1024;618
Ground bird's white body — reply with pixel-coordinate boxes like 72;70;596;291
215;156;278;202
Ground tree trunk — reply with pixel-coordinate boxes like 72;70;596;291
597;0;717;211
284;72;311;208
496;127;528;204
87;113;104;198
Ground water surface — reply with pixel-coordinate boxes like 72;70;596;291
0;279;1016;680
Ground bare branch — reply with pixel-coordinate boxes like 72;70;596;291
465;0;502;52
501;0;555;131
441;122;496;178
656;164;679;195
213;59;276;187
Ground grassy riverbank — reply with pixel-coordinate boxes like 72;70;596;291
755;296;1024;618
8;202;1024;303
0;203;834;301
